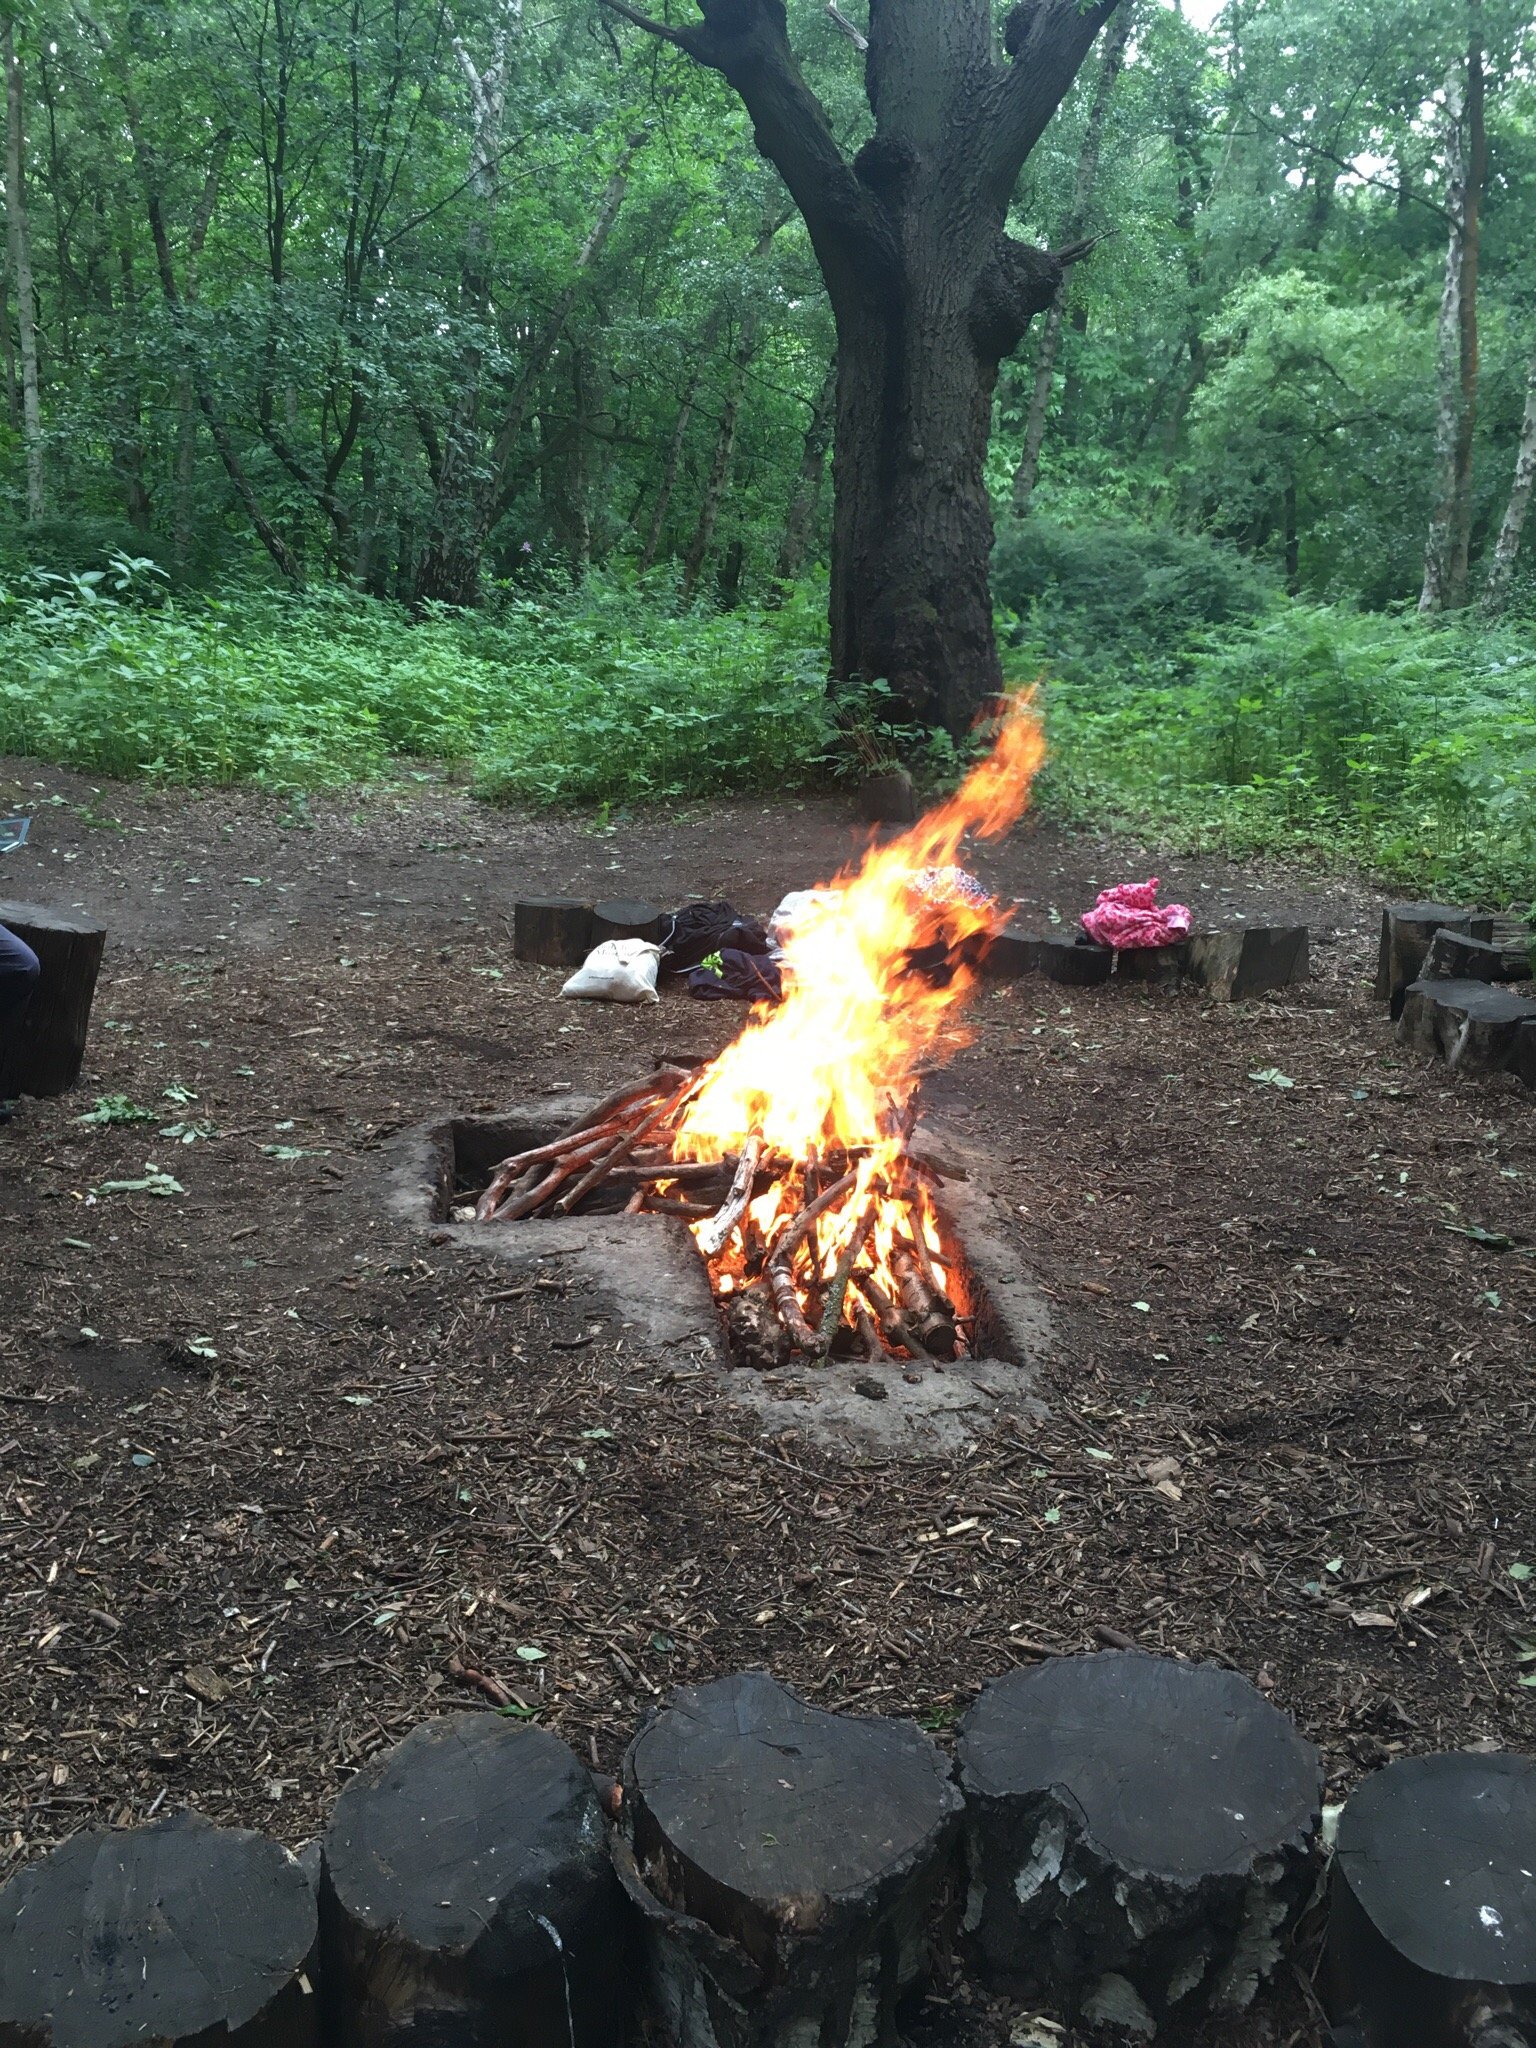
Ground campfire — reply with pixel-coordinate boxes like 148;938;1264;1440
473;695;1045;1368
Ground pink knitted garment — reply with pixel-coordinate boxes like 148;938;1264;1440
1080;878;1193;950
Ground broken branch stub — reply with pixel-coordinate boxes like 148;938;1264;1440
957;1651;1321;2033
617;1671;962;2048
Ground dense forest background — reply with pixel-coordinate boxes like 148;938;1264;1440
0;0;1532;898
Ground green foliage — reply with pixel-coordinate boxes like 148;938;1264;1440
0;572;832;804
993;516;1277;659
1039;603;1536;902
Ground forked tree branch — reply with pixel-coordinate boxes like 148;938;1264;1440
987;0;1123;202
600;0;894;304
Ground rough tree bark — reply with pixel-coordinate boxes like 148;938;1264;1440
1420;10;1486;616
3;21;45;520
1483;341;1536;616
605;0;1119;736
1010;0;1134;517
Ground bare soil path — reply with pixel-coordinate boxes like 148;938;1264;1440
2;759;1532;2044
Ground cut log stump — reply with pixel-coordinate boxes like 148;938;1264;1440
855;770;918;825
979;930;1043;980
617;1670;962;2048
1508;1022;1536;1093
1039;938;1113;986
1117;941;1190;987
592;897;662;945
957;1651;1321;2033
0;900;105;1098
1424;927;1532;986
1376;904;1474;1017
0;1809;319;2047
320;1711;626;2048
1327;1752;1536;2048
513;898;593;967
1397;979;1536;1077
1188;925;1310;1001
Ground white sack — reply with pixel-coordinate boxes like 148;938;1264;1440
560;937;663;1004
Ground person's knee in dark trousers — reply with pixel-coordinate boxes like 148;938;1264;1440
0;922;41;1116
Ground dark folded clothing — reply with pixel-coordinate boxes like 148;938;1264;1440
660;901;770;973
685;949;782;1004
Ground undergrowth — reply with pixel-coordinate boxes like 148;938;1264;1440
0;565;831;805
1030;601;1536;906
2;551;1533;908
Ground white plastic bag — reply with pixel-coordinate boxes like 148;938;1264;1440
560;937;663;1004
768;887;843;953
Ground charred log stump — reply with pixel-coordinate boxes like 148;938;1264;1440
0;1810;319;2047
1509;1022;1536;1093
513;898;594;967
1188;925;1310;1001
319;1712;627;2047
855;770;918;825
1424;927;1532;986
957;1651;1321;2033
1039;938;1113;986
1397;979;1536;1077
616;1670;961;2048
0;900;105;1098
978;929;1042;980
592;898;661;945
1117;941;1190;988
1327;1752;1536;2048
1376;904;1475;1018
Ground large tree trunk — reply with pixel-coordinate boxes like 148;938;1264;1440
1483;343;1536;616
605;0;1118;738
1010;0;1134;516
3;22;45;520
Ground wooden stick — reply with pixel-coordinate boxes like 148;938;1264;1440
560;1066;688;1138
620;1160;734;1184
624;1185;646;1214
904;1214;950;1306
475;1121;623;1216
854;1303;887;1360
854;1268;932;1360
766;1167;856;1270
491;1154;588;1221
554;1082;696;1217
696;1134;763;1257
643;1197;718;1219
817;1199;878;1356
768;1256;819;1351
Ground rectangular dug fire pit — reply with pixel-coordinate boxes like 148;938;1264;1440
444;1071;1022;1378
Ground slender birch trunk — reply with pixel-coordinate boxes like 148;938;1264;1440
3;22;45;519
1482;345;1536;617
775;357;837;583
1010;0;1133;516
681;316;755;599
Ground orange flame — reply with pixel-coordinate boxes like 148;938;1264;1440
677;690;1045;1170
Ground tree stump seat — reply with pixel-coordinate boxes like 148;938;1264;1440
0;1810;318;2047
0;899;105;1098
617;1671;961;2048
957;1651;1321;2033
320;1711;626;2047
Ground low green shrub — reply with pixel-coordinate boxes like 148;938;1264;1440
1038;602;1536;904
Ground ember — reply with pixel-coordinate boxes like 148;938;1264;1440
474;693;1046;1367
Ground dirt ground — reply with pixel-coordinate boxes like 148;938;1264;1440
2;758;1533;2045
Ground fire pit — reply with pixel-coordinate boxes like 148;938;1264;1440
465;698;1045;1377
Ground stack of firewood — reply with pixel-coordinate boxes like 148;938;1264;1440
471;1064;964;1367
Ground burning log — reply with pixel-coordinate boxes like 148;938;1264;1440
816;1198;879;1356
892;1246;958;1359
695;1135;764;1257
762;1169;857;1352
853;1268;931;1361
767;1256;819;1352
